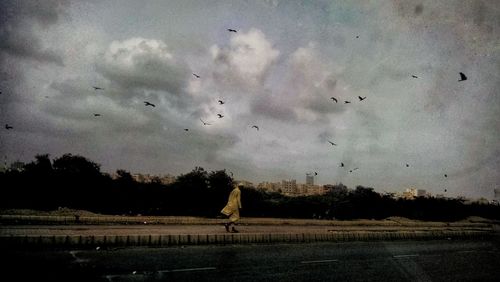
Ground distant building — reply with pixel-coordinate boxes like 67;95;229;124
282;179;297;195
159;174;176;185
417;189;427;197
236;180;254;188
306;173;314;185
305;184;324;196
324;184;348;194
257;181;282;193
131;173;176;185
9;161;25;172
402;188;427;199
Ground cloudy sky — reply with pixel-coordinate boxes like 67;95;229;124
1;0;499;199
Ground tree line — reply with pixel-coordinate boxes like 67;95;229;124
1;153;498;221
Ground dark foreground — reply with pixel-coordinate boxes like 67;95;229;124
1;239;499;282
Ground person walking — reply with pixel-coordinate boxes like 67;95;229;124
221;183;243;233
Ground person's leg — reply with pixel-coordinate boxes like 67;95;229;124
231;221;239;233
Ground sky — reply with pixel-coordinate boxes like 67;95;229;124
0;0;499;199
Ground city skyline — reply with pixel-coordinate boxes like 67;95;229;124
1;1;499;200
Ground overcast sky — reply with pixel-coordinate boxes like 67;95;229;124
1;0;499;199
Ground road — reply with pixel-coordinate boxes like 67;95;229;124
1;239;499;281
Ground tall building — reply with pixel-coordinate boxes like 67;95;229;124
282;179;297;195
306;173;314;185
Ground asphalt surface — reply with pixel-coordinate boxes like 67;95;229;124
2;239;499;281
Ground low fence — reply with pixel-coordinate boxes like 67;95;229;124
0;230;494;249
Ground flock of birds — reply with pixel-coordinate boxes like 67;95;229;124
2;28;469;192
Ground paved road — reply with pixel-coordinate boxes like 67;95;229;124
2;239;499;281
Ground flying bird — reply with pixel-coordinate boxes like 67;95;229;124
356;35;359;38
184;128;189;131
358;96;366;101
444;189;447;192
411;75;418;78
314;172;318;176
444;174;448;178
144;101;155;107
217;114;224;118
330;97;338;103
218;100;225;105
93;86;104;91
192;73;200;78
328;141;337;146
340;162;344;167
344;101;351;104
200;119;211;126
5;124;13;130
227;29;237;33
458;72;467;81
406;164;410;167
251;125;259;131
94;114;101;117
349;167;359;173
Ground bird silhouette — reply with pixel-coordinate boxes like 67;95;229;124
227;29;237;33
5;124;13;130
444;189;447;192
344;101;351;104
314;172;318;176
328;141;337;146
200;119;211;126
218;100;225;105
356;35;359;38
340;162;344;167
349;167;359;173
184;128;189;131
217;114;224;118
144;101;155;107
330;97;338;103
192;73;200;78
444;174;448;178
358;96;366;101
412;75;419;78
251;125;259;131
94;114;101;117
406;164;409;167
458;72;467;81
93;86;104;91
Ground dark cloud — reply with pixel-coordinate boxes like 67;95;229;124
0;0;68;66
0;1;69;27
0;32;64;66
369;64;412;85
96;38;190;94
250;95;298;122
317;131;334;143
414;4;423;15
303;94;344;116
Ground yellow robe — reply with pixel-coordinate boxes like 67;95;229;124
221;187;242;222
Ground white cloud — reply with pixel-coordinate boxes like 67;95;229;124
286;42;345;122
211;28;279;88
98;37;189;93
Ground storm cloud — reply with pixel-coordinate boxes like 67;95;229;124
1;0;498;200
